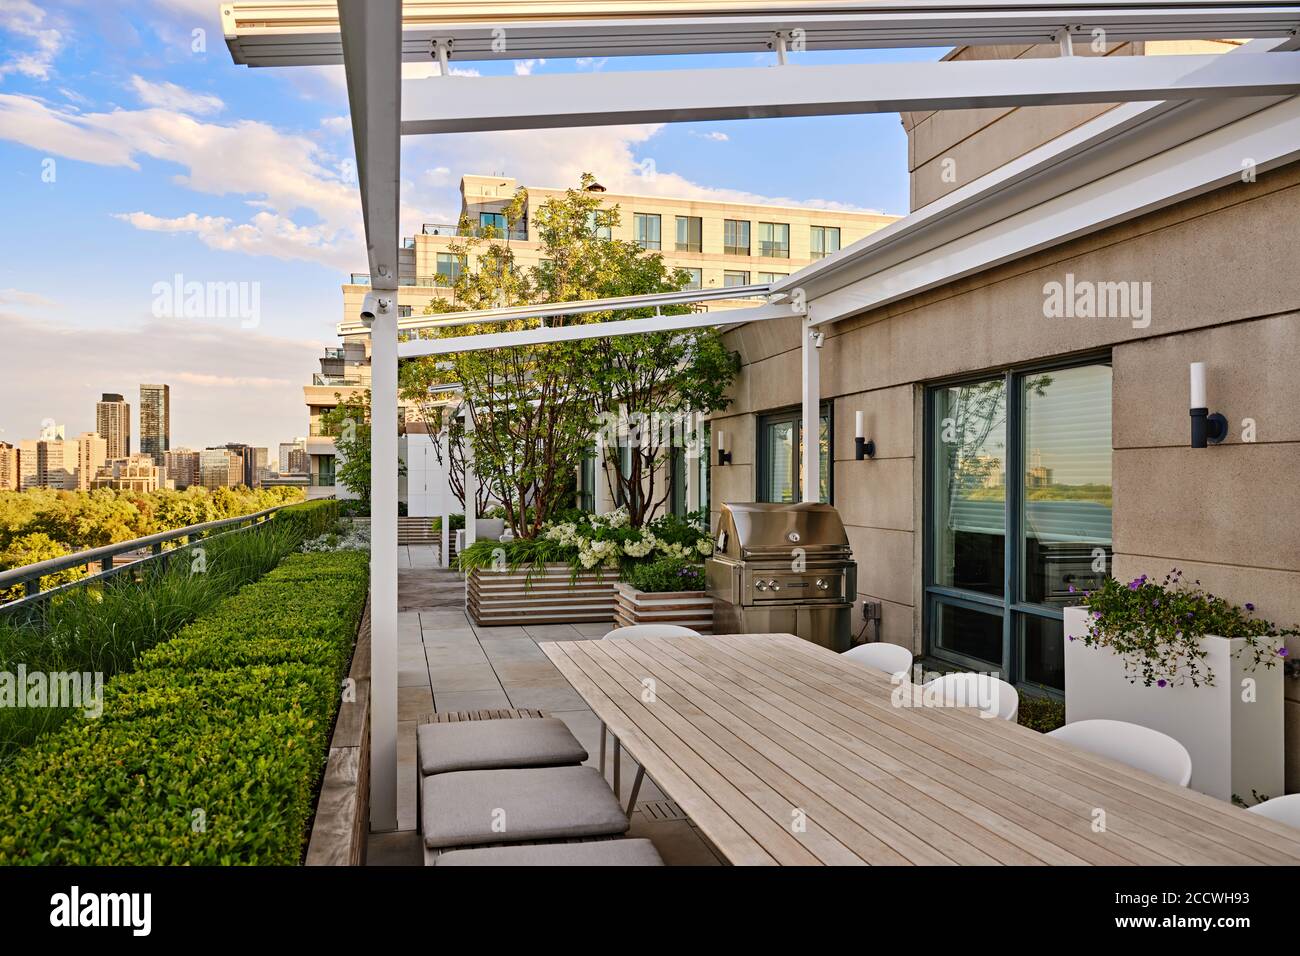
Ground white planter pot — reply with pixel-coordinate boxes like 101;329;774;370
1063;606;1284;803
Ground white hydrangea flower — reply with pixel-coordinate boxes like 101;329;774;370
695;538;714;556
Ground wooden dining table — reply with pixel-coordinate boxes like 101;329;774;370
540;632;1300;866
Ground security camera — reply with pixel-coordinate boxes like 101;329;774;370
359;290;391;325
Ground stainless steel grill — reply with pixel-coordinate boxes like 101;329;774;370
706;502;857;652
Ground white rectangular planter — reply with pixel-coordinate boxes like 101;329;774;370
1063;606;1284;803
614;582;713;633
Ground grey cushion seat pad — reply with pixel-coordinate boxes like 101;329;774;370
435;838;664;867
417;717;588;776
423;766;629;849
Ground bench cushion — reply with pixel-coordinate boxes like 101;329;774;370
417;717;587;776
436;838;664;867
422;766;629;849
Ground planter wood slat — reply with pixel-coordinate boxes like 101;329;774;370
614;582;713;633
467;564;617;626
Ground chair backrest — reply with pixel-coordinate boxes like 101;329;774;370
924;672;1020;721
842;642;913;677
1047;719;1192;787
603;624;701;641
1246;794;1300;829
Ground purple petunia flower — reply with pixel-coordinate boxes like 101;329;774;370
1068;585;1076;593
1092;611;1102;619
1279;647;1290;658
1245;602;1255;611
1157;679;1167;688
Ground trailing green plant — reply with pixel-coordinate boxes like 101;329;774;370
0;550;368;865
625;557;706;594
1075;569;1294;688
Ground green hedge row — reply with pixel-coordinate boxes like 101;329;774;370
273;497;340;541
0;550;368;865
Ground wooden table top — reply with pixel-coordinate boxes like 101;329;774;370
540;632;1300;866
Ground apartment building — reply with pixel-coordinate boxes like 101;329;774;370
91;454;165;493
278;439;308;475
163;448;201;489
74;432;107;491
0;442;16;491
199;448;244;489
316;173;898;506
139;384;170;465
95;393;131;460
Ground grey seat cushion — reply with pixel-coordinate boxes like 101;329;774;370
423;766;629;849
417;717;587;776
436;838;664;867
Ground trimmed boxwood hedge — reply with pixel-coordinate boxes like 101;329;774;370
0;549;368;865
274;497;340;540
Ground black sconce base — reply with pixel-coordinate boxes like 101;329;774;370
717;449;732;466
1190;407;1228;448
855;436;876;460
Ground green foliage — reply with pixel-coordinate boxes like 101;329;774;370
0;485;305;569
0;517;311;762
625;557;706;594
273;499;339;541
1016;694;1066;733
0;533;84;603
0;550;368;865
1077;569;1295;688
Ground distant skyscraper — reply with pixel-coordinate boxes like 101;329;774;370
96;393;131;459
163;448;201;489
139;384;170;465
74;432;107;491
221;443;262;487
200;448;243;489
279;438;306;474
0;442;18;490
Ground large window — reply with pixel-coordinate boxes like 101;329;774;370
435;252;464;284
757;404;831;504
925;359;1112;693
723;270;750;288
757;271;788;283
681;268;702;290
810;225;841;259
723;219;750;256
634;212;661;250
479;211;508;236
675;216;702;253
758;222;790;258
587;210;612;240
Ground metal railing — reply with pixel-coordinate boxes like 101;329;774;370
0;505;292;613
312;373;365;387
422;222;528;241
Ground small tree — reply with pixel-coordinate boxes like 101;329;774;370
319;389;405;502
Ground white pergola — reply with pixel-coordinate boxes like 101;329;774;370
224;0;1300;831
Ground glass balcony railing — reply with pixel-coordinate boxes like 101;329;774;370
312;374;364;387
349;273;371;285
421;222;528;241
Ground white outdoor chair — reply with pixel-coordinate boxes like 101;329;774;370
1047;719;1193;787
842;642;913;678
599;623;701;809
1246;794;1300;829
924;672;1020;721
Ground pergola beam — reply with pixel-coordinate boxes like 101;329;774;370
402;52;1300;135
223;2;1300;66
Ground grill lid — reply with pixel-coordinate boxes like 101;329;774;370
714;502;851;560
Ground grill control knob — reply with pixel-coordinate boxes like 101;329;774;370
770;581;781;592
755;580;768;591
816;578;830;591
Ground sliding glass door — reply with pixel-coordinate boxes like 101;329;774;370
925;359;1112;693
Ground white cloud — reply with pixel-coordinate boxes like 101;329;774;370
0;287;55;308
691;130;730;142
129;75;224;115
515;59;547;76
0;92;365;268
0;0;65;81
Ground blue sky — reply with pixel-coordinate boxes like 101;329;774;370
0;1;935;452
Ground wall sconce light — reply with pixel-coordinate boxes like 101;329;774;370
716;429;732;466
854;410;875;460
1189;362;1227;448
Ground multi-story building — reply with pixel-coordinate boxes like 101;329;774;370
220;443;263;488
73;432;107;491
0;442;18;491
315;173;899;508
18;423;79;490
91;454;165;493
278;439;308;475
95;393;131;460
139;384;170;465
199;448;244;489
163;448;201;489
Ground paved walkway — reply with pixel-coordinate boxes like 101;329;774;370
366;546;725;866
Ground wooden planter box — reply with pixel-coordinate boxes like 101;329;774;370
1063;606;1284;804
467;564;617;627
614;582;713;633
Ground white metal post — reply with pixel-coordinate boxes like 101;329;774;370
462;406;477;547
439;423;450;569
801;316;821;504
685;411;700;514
